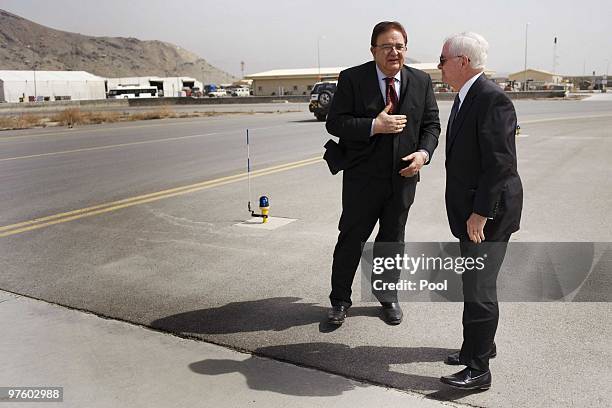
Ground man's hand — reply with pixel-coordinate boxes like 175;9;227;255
466;213;487;243
398;151;426;178
373;102;407;134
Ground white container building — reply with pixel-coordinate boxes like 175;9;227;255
0;70;106;103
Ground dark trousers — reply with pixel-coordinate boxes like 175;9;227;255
330;176;415;307
459;235;510;371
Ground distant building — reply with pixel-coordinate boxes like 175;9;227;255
0;70;106;103
245;67;346;96
245;64;495;96
105;76;203;97
509;69;563;88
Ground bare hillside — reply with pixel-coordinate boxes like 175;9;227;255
0;9;236;84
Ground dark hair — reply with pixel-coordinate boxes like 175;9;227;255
371;21;408;47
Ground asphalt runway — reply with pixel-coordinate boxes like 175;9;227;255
1;96;611;407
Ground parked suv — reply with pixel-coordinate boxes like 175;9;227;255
308;81;337;121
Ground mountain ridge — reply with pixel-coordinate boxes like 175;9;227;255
0;9;236;84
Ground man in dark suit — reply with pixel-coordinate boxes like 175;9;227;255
437;32;523;390
323;21;440;325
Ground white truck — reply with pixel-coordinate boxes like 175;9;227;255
231;87;250;97
208;89;228;97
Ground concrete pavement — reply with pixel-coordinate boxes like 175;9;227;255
0;290;462;408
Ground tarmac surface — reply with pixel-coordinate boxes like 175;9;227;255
1;94;611;407
1;290;456;408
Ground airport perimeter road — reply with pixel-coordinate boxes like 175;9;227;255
1;98;611;407
0;101;310;116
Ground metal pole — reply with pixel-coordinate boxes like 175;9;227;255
604;59;609;92
175;46;181;97
317;35;325;80
552;37;558;76
317;37;321;79
523;23;529;91
33;65;37;101
176;62;180;97
246;129;252;213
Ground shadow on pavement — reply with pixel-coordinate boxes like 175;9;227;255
190;342;455;397
426;387;490;402
254;342;452;393
150;297;382;334
289;119;322;123
189;354;364;397
156;298;472;399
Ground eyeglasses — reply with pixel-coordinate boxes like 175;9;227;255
376;43;407;53
439;55;470;65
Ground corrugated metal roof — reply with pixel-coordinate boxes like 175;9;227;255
245;67;348;78
408;63;441;71
245;64;445;79
106;76;198;81
509;68;559;76
0;70;105;81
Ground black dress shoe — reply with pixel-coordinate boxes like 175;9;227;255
381;302;403;325
440;367;491;390
327;305;348;325
445;342;497;365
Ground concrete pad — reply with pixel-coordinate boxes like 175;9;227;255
0;291;461;408
234;216;298;230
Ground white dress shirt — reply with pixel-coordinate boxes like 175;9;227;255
370;65;429;163
457;71;484;111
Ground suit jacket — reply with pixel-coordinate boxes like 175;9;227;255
324;61;440;195
445;74;523;241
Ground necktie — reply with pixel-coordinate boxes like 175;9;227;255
448;94;460;135
385;77;398;114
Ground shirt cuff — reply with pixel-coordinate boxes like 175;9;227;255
370;119;376;137
418;149;429;164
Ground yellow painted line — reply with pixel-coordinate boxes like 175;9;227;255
0;156;323;237
0;131;222;162
0;156;321;232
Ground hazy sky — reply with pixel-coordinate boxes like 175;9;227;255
2;0;610;77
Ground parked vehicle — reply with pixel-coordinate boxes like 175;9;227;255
208;89;228;97
308;81;337;121
204;84;217;95
107;86;158;99
186;87;203;97
231;87;250;97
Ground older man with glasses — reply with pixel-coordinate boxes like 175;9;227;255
323;21;440;326
437;32;523;391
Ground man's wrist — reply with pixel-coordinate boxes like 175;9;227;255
418;149;429;164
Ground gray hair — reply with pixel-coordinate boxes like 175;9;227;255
444;32;489;69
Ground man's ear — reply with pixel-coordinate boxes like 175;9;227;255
370;46;376;58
